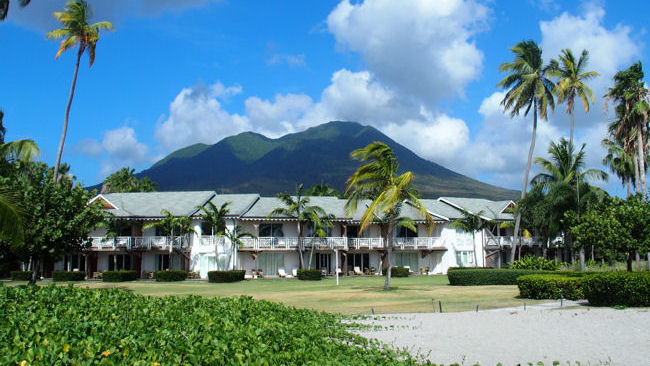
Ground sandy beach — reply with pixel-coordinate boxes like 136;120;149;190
356;304;650;366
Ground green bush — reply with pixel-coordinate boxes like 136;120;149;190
153;270;187;282
102;270;138;282
511;255;559;270
208;270;245;283
381;267;409;277
297;269;322;281
447;267;552;285
0;285;423;365
10;271;33;281
52;271;85;282
582;271;650;307
517;274;586;300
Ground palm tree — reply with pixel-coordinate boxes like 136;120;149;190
497;40;556;263
549;49;599;146
143;210;195;270
345;142;435;291
47;0;113;183
222;224;256;270
196;201;230;270
0;0;30;21
268;184;327;269
0;188;25;247
531;138;608;270
605;62;649;195
305;183;342;198
307;213;335;270
449;209;493;267
602;136;640;197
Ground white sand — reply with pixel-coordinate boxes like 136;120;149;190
356;305;649;366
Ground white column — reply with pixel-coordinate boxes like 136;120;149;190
190;219;202;275
225;219;236;270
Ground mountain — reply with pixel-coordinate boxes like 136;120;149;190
135;121;518;200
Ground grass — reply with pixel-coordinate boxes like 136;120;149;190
4;275;544;314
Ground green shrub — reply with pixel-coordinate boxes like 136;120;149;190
297;269;322;281
582;271;650;307
0;285;421;364
381;266;409;277
102;270;138;282
511;255;559;270
517;274;586;300
10;271;33;281
52;271;85;282
208;270;245;283
153;270;187;282
447;267;552;285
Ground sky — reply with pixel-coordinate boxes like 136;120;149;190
1;0;648;195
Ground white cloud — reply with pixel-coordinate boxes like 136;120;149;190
327;0;488;104
77;126;151;178
245;93;313;136
154;81;250;151
76;138;102;156
266;54;306;67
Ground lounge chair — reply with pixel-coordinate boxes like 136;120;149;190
278;268;287;278
292;268;298;277
354;266;363;276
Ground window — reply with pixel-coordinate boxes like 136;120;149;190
455;250;475;267
346;225;359;238
305;224;332;237
155;225;166;236
394;252;418;270
63;254;86;271
108;254;131;271
397;225;417;238
118;225;132;236
346;253;370;272
258;253;284;275
201;222;214;236
259;223;284;237
315;253;331;273
156;254;170;270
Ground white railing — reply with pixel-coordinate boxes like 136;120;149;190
238;237;442;250
487;235;542;247
393;236;444;249
301;237;348;250
89;236;189;250
348;237;384;249
200;235;225;247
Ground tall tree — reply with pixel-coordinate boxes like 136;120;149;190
497;40;556;263
143;210;195;269
268;184;327;269
196;201;230;270
449;209;493;267
307;213;334;270
305;183;342;198
549;49;599;146
102;167;158;193
222;224;256;270
47;0;113;183
605;62;649;194
531;138;607;270
602;135;640;197
345;142;434;291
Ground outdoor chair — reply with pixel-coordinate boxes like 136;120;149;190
278;268;287;278
354;266;363;276
292;268;298;277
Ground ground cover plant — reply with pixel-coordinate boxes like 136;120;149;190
208;270;245;283
297;268;322;280
153;270;187;282
9;271;32;281
517;274;587;300
0;284;426;365
52;270;85;282
102;270;137;282
447;268;552;285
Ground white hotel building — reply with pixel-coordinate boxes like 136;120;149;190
55;191;540;279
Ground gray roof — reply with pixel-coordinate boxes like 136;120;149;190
438;197;514;221
98;191;215;218
241;196;350;220
197;194;260;217
420;199;467;220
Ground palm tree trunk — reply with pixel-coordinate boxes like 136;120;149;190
472;232;478;267
569;107;575;148
297;222;304;269
383;213;395;291
53;48;82;183
626;179;631;198
637;121;646;194
633;151;640;193
511;100;538;263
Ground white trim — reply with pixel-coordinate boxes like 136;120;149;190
88;194;118;210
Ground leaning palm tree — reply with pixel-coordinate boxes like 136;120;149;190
47;0;113;183
196;201;230;270
0;0;30;21
602;136;639;197
531;138;608;270
449;209;493;267
497;40;556;263
222;224;256;270
549;49;599;146
268;184;327;269
345;142;435;291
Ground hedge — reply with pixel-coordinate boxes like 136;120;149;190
517;274;586;300
297;269;322;281
208;270;245;283
154;270;188;282
582;271;650;307
52;271;86;282
381;266;409;277
102;270;138;282
447;267;552;285
10;271;33;281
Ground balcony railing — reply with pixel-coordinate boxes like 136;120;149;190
89;236;189;251
238;237;444;251
486;235;542;247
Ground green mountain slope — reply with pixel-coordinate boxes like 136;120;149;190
136;121;518;200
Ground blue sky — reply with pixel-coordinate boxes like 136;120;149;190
1;0;648;195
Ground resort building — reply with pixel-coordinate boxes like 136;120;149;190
55;191;538;279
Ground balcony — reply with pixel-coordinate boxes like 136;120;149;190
238;236;444;251
486;235;542;247
88;236;190;251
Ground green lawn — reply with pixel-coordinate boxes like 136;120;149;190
4;275;543;314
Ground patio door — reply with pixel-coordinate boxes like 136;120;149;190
315;253;331;273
